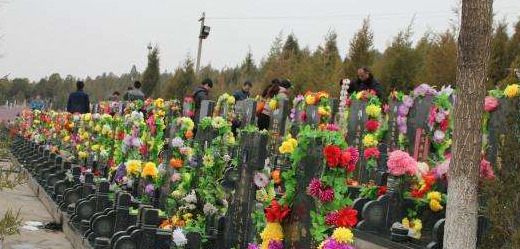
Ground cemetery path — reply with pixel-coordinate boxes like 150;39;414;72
0;162;73;249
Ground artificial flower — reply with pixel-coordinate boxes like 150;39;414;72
260;223;284;249
332;227;354;244
323;145;341;167
172;228;187;246
254;172;270;188
387;150;417;176
366;104;381;118
362;134;378;147
504;84;519;98
269;99;278;110
126;160;142;176
264;200;290;222
429;199;443;212
307;178;322;197
271;169;282;184
484;96;500;112
480;159;494;179
202;154;214;167
141;162;159;179
365;119;380;132
363;147;380;159
318;188;335;203
203;203;218;215
336;207;358;228
171;137;184;147
170;158;183;169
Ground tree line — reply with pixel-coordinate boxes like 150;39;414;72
1;17;519;109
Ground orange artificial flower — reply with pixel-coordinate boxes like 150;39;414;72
271;170;282;184
185;130;194;139
170;158;183;169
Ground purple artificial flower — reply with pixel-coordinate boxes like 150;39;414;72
170;172;181;182
248;243;260;249
435;110;447;123
307;178;322;197
145;184;155;196
433;130;445;143
403;96;414;108
398;105;409;116
323;239;356;249
114;163;127;182
267;240;283;249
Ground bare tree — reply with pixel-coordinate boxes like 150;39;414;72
444;0;493;248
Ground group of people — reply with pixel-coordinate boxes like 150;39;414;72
61;66;384;129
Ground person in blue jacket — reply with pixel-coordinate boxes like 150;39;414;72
67;81;90;114
29;95;45;110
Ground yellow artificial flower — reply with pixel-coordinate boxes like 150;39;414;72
427;191;442;202
305;94;316;105
366;104;381;118
91;144;100;151
141;162;159;178
362;134;378;147
126;160;142;176
78;151;87;159
154;98;165;108
63;135;71;142
504;84;519;98
332;227;354;244
269;99;278;110
317;106;329;116
156;109;166;117
429;199;444;212
227;95;235;105
355;92;363;99
82;113;92;121
260;222;284;249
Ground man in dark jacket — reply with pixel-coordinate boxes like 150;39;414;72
67;81;90;114
347;67;385;100
192;78;213;123
233;81;252;101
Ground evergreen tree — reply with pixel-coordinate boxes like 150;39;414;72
283;33;300;59
346;17;375;77
508;19;520;69
142;45;161;97
165;55;196;99
379;24;422;92
489;22;510;84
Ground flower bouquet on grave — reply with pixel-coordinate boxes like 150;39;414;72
386;150;418;195
213;93;235;119
358;181;387;200
182;97;195;118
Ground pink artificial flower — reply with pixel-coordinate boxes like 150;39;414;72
480;159;494;179
428;106;438;128
387;150;417;176
484;96;499;112
318;188;335;203
307;178;322;197
324;124;340;131
434;159;450;179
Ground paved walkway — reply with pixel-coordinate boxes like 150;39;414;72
0;162;72;249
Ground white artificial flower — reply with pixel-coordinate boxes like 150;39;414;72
172;228;187;246
182;190;197;204
203;203;218;216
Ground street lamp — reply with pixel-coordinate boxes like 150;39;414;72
196;12;210;73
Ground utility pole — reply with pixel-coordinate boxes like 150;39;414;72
196;12;210;73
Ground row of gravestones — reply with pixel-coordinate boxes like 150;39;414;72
13;95;512;249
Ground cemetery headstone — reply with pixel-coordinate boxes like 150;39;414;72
234;100;257;128
224;132;268;249
406;95;434;162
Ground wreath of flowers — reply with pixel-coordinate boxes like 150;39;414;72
182;97;196;118
427;86;453;161
213;93;236;120
396;84;437;149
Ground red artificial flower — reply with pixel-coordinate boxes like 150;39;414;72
93;169;101;177
140;144;148;155
378;186;387;196
336;207;358;228
339;149;352;168
423;173;436;186
440;117;449;131
300;111;307;122
117;131;125;140
364;147;380;159
323;145;341;167
346;163;356;173
365;120;380;132
264;200;290;222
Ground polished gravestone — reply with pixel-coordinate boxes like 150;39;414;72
234;100;257;128
406;95;434;162
60;172;95;213
486;98;516;167
112;208;170;249
224;131;268;249
284;138;325;249
70;180;112;234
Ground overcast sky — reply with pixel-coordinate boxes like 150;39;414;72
0;0;519;81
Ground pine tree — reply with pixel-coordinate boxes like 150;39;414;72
345;17;375;77
141;45;161;97
489;22;511;85
508;19;520;69
165;55;196;99
283;33;300;59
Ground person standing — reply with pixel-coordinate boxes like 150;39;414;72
67;81;90;114
108;91;121;101
348;67;384;100
29;95;45;111
278;79;292;100
233;81;252;101
127;81;145;101
123;86;133;101
192;78;213;124
257;78;280;131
